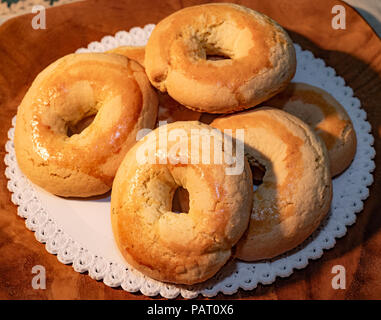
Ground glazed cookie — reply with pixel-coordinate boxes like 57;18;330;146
145;3;296;113
211;108;332;261
15;53;158;197
111;121;253;284
107;46;146;67
263;82;357;176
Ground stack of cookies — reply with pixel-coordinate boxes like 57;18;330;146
14;3;356;285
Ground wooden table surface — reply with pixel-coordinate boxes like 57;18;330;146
0;0;380;300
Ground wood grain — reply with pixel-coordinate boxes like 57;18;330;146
0;0;380;300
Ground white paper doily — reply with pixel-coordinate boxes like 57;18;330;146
4;24;375;299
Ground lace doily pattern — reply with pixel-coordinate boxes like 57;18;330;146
5;25;375;299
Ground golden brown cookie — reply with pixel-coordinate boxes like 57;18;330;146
111;121;253;284
145;3;296;113
211;108;332;261
107;46;146;67
15;53;158;197
263;82;357;176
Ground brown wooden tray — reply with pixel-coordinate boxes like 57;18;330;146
0;0;380;299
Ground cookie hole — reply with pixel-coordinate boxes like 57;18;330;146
252;166;265;189
202;40;232;61
171;187;190;214
206;53;231;61
246;154;265;189
67;114;96;137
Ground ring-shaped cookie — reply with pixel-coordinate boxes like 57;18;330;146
264;82;357;176
111;121;253;284
107;45;146;67
15;53;158;197
145;3;296;113
211;108;332;261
